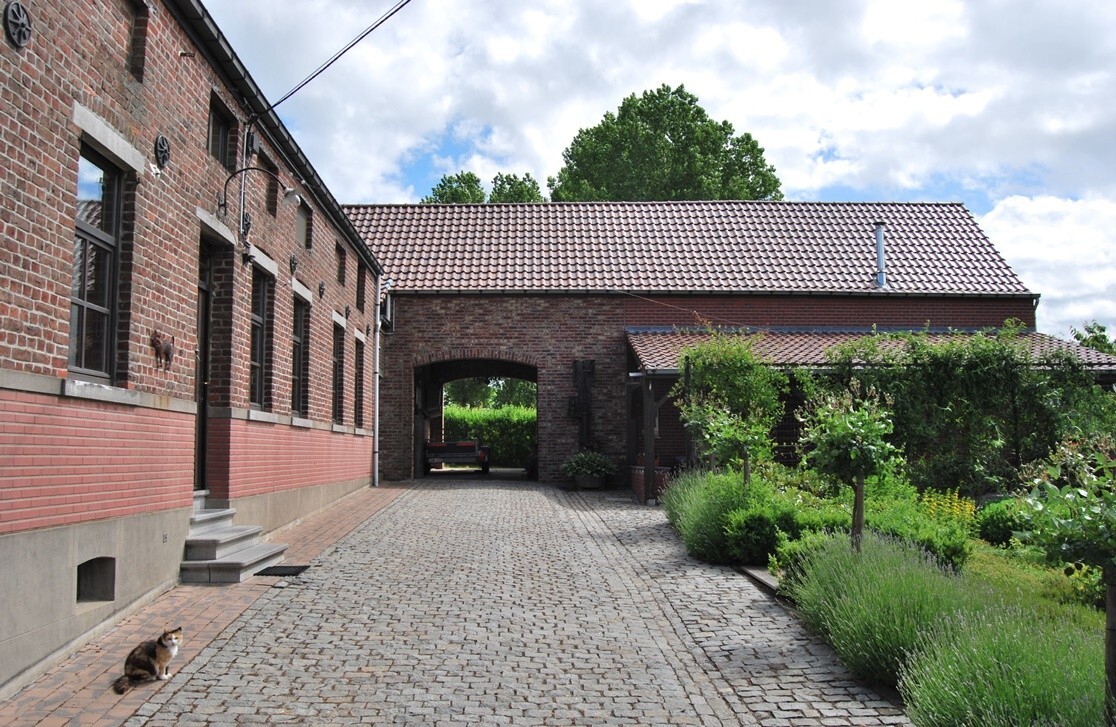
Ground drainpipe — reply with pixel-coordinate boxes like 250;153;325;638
875;221;887;289
372;274;382;487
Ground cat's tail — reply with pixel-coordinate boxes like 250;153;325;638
112;675;135;694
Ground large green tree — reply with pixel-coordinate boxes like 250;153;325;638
421;171;486;204
488;172;544;203
422;171;543;204
548;84;783;202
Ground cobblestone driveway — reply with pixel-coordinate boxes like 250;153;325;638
129;481;907;726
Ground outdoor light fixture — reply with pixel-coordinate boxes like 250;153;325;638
215;166;302;239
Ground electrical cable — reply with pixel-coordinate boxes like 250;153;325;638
270;0;415;113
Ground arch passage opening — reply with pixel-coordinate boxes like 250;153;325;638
414;359;538;478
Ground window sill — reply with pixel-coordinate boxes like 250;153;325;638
248;409;280;424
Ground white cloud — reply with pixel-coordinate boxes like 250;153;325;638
206;0;1116;342
981;196;1116;338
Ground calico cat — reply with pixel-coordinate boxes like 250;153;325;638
111;627;183;694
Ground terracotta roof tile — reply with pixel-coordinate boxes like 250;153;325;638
626;328;1116;373
345;201;1031;296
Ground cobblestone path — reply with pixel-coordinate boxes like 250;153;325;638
127;481;908;726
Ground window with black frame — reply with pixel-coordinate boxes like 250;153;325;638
207;96;236;171
332;324;345;424
355;261;367;312
250;268;273;409
291;298;310;417
336;243;347;286
354;338;365;428
296;201;312;249
70;147;122;381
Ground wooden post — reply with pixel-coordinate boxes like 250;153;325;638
642;377;657;504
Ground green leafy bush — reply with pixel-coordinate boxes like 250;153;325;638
901;609;1104;727
781;532;984;686
974;498;1026;546
724;507;780;565
770;528;833;587
822;327;1104;497
558;450;617;477
443;404;536;467
661;470;750;564
965;541;1107;620
866;497;972;568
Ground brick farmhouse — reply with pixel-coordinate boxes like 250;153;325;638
0;0;381;692
4;0;1116;698
347;201;1116;495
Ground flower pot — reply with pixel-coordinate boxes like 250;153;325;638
575;474;604;489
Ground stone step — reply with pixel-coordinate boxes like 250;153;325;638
184;525;264;561
179;543;288;584
192;489;209;513
189;508;236;536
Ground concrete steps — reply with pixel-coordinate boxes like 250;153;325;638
180;491;287;584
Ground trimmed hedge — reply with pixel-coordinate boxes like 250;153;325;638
665;466;972;568
442;405;536;468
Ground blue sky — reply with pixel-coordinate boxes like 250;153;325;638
207;0;1116;340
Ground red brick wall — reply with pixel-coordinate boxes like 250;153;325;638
0;390;193;535
206;419;371;501
0;0;376;528
381;292;1033;483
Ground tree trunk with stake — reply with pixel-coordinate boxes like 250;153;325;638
1107;565;1116;727
851;474;865;553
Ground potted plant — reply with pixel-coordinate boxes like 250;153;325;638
559;450;618;489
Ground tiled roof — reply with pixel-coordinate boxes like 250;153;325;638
345;201;1032;296
627;328;1116;373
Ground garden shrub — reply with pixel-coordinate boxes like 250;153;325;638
822;327;1103;498
974;498;1026;546
964;541;1108;620
918;489;976;534
724;506;781;565
866;500;972;569
662;470;750;563
781;532;984;687
672;332;787;480
443;404;536;467
900;608;1104;727
770;528;832;588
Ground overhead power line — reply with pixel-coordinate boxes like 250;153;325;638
269;0;416;113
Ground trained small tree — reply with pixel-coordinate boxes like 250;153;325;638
672;332;787;483
1023;444;1116;725
800;386;899;552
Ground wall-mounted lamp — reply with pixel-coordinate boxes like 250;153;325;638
345;305;351;319
215;166;302;240
289;255;298;275
318;282;325;298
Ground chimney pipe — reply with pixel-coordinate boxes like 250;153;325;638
874;221;887;288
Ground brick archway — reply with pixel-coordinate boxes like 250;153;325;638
411;352;540;477
413;346;543;370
